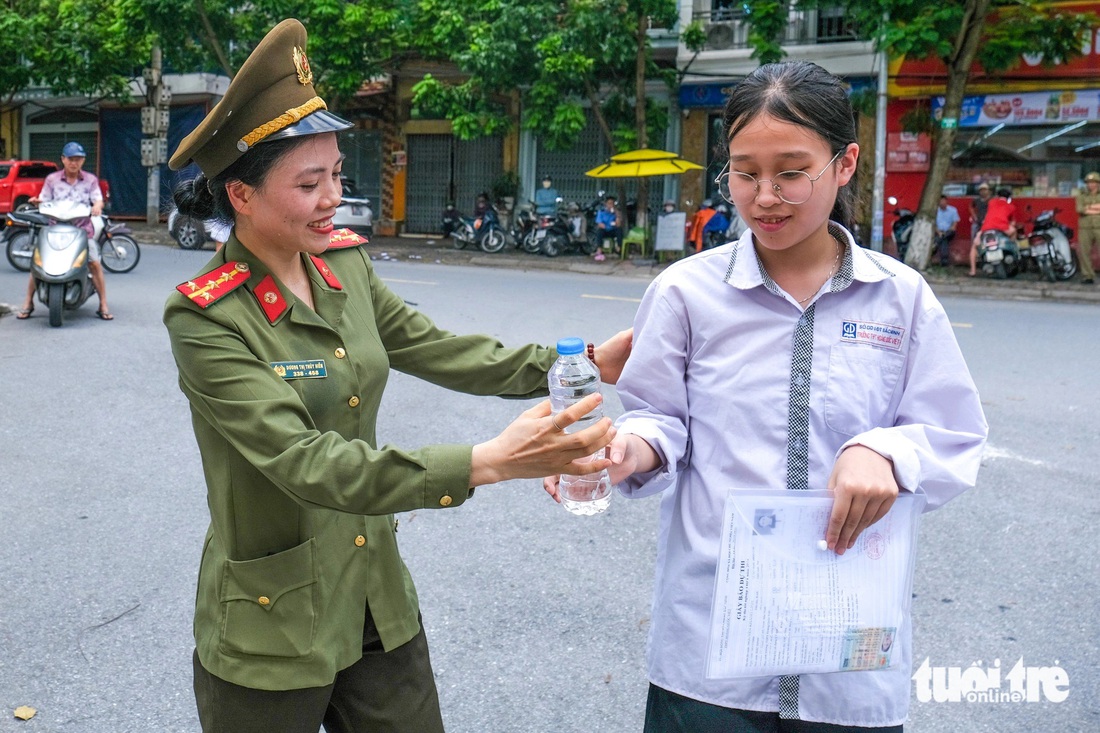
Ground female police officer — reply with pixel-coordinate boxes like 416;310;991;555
165;19;628;732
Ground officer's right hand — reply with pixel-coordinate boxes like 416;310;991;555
470;394;614;487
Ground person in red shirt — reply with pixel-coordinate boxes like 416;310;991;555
969;186;1017;276
688;199;718;252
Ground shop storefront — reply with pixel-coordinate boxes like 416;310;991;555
885;0;1100;269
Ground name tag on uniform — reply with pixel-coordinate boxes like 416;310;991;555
840;320;905;351
271;359;327;379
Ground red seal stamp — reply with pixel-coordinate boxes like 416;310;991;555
864;532;885;560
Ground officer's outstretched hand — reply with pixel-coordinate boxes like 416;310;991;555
825;445;898;555
543;432;659;503
470;394;614;488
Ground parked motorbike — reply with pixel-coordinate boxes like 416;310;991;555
976;228;1021;279
887;197;914;261
539;203;597;257
448;205;506;253
6;206;139;273
23;202;98;326
508;202;539;253
1021;208;1077;282
441;203;463;239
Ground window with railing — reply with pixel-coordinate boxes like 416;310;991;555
695;3;861;52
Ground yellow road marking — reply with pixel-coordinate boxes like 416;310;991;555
581;294;643;303
383;278;437;285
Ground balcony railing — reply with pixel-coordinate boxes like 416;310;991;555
694;5;861;52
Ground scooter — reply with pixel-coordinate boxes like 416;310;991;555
508;202;539;253
448;205;507;253
441;203;463;239
539;203;597;257
1022;208;1077;282
7;206;139;273
976;228;1021;279
27;201;96;327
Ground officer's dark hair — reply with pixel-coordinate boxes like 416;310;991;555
172;136;313;224
721;61;859;228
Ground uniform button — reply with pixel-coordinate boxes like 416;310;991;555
335;347;346;359
348;395;360;408
354;535;366;547
257;596;270;606
439;495;453;507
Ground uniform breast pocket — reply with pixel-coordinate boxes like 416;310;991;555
824;345;905;437
219;539;317;658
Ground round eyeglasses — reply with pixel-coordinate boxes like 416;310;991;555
715;149;845;206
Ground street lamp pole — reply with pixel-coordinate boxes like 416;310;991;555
870;15;889;253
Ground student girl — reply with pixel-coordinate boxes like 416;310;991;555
550;61;988;731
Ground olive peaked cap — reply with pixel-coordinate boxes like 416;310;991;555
170;18;351;178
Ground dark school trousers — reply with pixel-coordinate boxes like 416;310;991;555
644;684;904;733
194;612;444;733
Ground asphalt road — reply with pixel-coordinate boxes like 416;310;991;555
0;245;1096;732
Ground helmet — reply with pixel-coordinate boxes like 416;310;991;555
62;141;86;158
1086;172;1100;183
715;204;730;215
702;199;713;208
977;182;990;191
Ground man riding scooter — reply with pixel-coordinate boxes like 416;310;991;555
16;141;113;320
969;186;1017;277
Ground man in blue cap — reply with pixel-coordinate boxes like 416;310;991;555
17;141;112;320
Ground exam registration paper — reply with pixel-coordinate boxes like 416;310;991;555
706;490;925;679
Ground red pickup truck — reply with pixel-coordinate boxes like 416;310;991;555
0;159;111;214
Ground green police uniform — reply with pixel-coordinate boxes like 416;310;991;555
1074;183;1100;282
164;235;554;692
164;21;562;724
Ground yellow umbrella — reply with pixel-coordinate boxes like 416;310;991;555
607;148;679;161
585;148;703;179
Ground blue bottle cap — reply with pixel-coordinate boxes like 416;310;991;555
555;337;584;355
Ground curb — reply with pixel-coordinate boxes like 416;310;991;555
123;223;1100;304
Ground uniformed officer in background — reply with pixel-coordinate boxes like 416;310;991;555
1074;171;1100;284
164;18;631;732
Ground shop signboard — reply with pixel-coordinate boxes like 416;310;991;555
886;132;931;172
931;89;1100;128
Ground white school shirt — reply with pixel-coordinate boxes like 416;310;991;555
615;224;988;727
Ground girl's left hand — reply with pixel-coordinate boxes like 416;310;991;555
825;445;898;555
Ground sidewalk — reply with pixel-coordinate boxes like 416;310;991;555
124;222;1100;305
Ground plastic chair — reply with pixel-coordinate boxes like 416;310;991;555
621;227;647;259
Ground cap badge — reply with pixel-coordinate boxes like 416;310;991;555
293;46;313;85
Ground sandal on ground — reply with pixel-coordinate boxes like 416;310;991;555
594;252;606;262
95;310;115;321
16;306;34;319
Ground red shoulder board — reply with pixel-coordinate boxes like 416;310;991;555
176;261;251;308
252;275;288;323
327;228;368;249
309;255;343;290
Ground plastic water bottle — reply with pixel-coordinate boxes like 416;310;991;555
548;337;612;515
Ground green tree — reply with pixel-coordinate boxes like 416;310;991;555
140;0;411;108
732;0;1096;270
1;0;152;135
410;0;687;226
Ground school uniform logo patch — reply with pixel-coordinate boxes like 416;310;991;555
840;320;905;351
